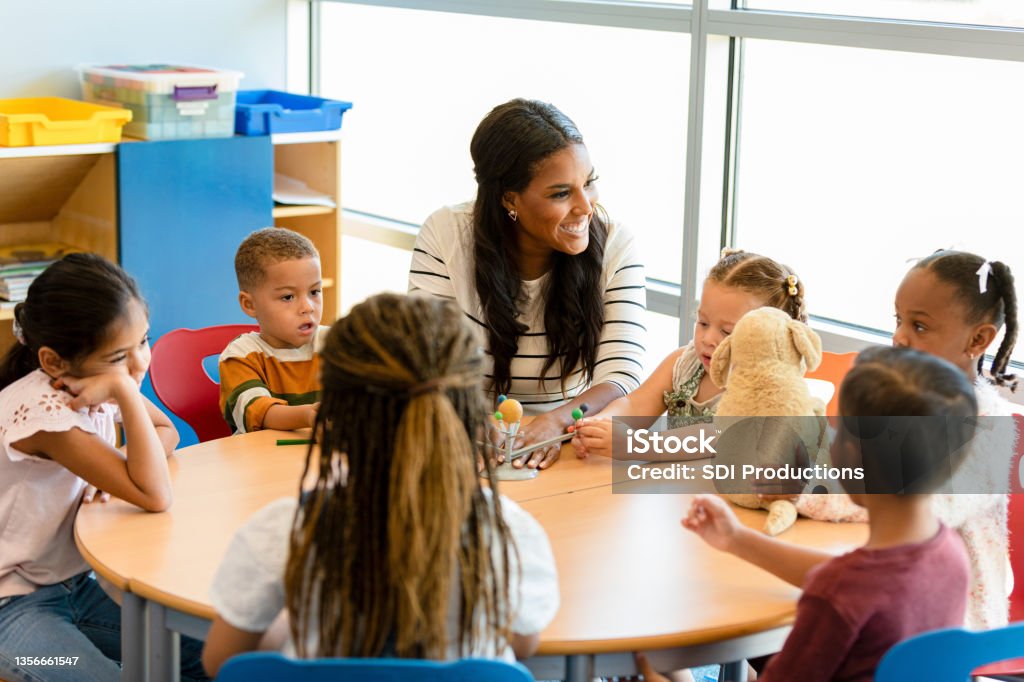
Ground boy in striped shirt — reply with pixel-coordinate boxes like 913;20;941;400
219;228;327;434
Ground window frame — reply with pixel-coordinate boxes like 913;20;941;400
300;0;1024;379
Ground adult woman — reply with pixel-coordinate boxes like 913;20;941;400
409;99;646;469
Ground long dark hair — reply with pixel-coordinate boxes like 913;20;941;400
916;250;1018;390
470;99;607;398
285;293;513;659
0;253;144;390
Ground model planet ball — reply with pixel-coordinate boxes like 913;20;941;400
499;398;523;423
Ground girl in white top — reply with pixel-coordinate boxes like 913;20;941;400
203;294;559;676
573;249;810;458
795;249;1019;630
0;253;206;682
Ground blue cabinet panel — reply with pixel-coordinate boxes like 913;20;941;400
119;136;273;445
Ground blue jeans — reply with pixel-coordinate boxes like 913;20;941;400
0;573;207;682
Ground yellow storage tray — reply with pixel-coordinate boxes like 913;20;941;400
0;97;132;147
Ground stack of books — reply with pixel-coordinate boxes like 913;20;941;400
0;243;79;304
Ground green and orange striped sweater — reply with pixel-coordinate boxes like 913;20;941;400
218;327;328;433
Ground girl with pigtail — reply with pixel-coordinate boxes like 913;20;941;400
573;248;810;458
202;293;559;676
797;249;1020;630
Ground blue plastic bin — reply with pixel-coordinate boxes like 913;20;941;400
235;90;352;136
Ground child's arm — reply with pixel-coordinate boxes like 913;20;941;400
573;348;683;458
756;595;856;682
682;494;832;588
262;402;318;431
202;615;265;677
510;632;540;659
14;373;172;512
141;393;179;455
219;354;315;433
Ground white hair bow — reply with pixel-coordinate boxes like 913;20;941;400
976;261;993;294
11;316;26;346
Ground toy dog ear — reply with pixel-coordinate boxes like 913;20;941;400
709;336;733;388
788;320;822;373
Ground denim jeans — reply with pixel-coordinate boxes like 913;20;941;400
0;572;207;682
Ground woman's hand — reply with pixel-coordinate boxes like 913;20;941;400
571;417;613;459
512;413;568;469
681;494;742;553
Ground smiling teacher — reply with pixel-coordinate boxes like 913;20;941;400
408;99;646;469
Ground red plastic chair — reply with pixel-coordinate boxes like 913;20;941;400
150;324;258;442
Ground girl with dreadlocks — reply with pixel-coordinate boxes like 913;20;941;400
201;293;559;676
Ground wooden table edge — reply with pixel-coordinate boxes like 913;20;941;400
74;522;129;591
129;578;216;621
535;612;796;656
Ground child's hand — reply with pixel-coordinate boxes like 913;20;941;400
54;372;137;412
82;485;111;504
306;402;319;428
682;494;742;552
571;417;613;459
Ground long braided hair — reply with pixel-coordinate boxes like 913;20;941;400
916;250;1018;391
285;293;514;658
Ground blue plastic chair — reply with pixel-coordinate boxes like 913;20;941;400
216;652;535;681
874;622;1024;681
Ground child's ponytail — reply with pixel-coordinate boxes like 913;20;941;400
389;383;480;658
286;294;513;660
989;260;1018;390
917;250;1018;392
0;305;38;391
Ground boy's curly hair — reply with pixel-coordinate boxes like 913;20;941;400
235;227;319;290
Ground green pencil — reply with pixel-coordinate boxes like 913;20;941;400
276;438;311;446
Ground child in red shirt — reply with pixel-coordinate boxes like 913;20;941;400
644;346;974;682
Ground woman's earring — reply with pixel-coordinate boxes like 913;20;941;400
507;208;518;222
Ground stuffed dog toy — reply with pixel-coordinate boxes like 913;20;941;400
710;306;825;535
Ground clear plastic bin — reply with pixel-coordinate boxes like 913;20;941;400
78;64;243;140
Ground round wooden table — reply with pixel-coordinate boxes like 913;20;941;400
75;429;867;682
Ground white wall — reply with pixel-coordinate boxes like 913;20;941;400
0;0;289;99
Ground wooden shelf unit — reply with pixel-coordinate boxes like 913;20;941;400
0;149;118;352
0;130;344;355
272;135;342;321
271;204;334;219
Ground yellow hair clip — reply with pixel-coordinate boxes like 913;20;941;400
786;275;799;297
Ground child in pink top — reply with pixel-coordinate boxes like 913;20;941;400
639;347;974;682
0;254;206;682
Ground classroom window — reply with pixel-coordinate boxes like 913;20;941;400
319;2;690;284
313;0;1024;377
735;0;1024;27
733;39;1024;364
